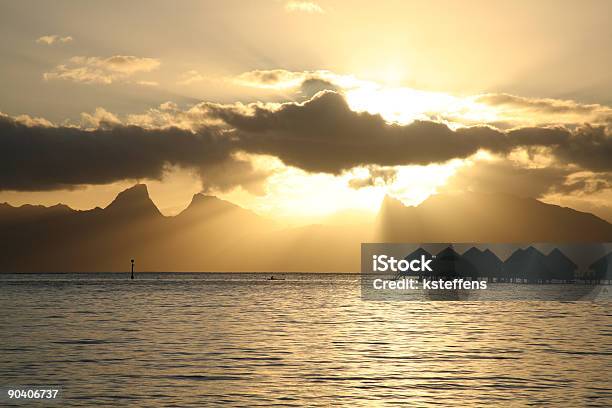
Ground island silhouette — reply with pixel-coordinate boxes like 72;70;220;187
0;184;611;272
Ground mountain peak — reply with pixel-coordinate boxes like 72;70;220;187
179;193;244;218
176;192;275;233
379;194;411;215
124;183;149;195
189;193;220;205
105;184;161;217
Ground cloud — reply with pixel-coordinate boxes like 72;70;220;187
554;173;612;195
299;78;340;99
478;93;607;116
43;55;160;84
233;70;612;128
233;69;362;90
0;112;261;193
198;156;271;195
348;167;398;189
80;107;121;128
234;69;312;89
13;114;54;127
159;101;179;111
475;93;612;127
508;125;612;172
36;35;73;45
206;91;612;174
285;1;324;13
124;101;225;130
1;92;610;194
177;70;205;85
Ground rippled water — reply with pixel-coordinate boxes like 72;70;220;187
1;273;611;407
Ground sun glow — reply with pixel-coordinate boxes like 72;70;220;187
216;155;466;224
345;85;499;126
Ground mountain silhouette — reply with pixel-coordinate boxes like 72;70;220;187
0;187;611;272
0;184;278;271
104;183;162;219
176;193;271;232
377;192;612;242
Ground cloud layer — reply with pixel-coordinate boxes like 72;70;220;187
233;69;612;129
43;55;160;84
1;91;610;195
208;91;612;174
0;113;245;192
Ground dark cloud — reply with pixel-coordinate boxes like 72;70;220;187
199;158;271;196
548;125;612;172
0;114;261;192
1;91;611;192
209;91;612;173
552;175;612;196
209;92;505;173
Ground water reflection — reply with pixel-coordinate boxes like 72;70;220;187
0;273;610;407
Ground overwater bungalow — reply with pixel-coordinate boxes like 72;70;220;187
400;247;432;279
462;247;502;282
432;246;479;280
545;248;577;283
504;246;551;283
587;252;612;284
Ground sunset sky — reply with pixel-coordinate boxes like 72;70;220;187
0;0;611;223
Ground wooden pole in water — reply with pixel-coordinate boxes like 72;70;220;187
131;259;134;280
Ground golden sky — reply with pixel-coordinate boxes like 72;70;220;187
0;0;611;223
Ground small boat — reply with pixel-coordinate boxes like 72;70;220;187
268;276;285;281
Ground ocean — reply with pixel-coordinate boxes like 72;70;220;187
1;273;610;406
